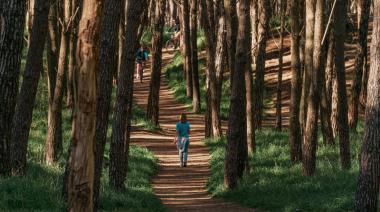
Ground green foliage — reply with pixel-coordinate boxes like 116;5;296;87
165;52;230;119
270;15;291;32
205;128;369;211
197;29;206;51
140;26;177;48
0;75;165;211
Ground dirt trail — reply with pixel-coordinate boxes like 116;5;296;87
130;50;253;212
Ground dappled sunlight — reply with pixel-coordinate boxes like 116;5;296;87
130;50;251;211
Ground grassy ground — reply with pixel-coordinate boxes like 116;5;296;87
0;75;165;211
205;129;366;211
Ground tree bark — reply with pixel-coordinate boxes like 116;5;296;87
182;0;193;98
224;0;237;86
289;0;302;164
200;0;222;138
109;0;147;190
190;0;201;113
355;1;380;209
67;0;103;210
224;0;249;190
0;0;26;175
66;0;82;107
275;0;286;131
147;0;166;126
333;0;351;170
46;0;72;164
92;0;123;209
300;0;315;135
348;0;370;132
10;0;50;176
302;0;325;176
253;0;270;131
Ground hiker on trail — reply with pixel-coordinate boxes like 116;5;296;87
166;20;181;49
135;46;149;82
173;113;190;167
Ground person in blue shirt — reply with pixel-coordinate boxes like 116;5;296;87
173;113;190;167
135;46;149;82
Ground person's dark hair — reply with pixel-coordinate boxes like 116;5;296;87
180;113;187;123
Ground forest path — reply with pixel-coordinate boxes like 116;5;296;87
130;49;253;212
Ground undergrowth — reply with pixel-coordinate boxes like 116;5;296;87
205;128;371;211
0;71;165;211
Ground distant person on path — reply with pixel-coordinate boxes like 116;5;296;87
166;20;181;49
173;113;190;167
135;46;149;82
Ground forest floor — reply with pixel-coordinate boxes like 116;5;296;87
130;50;254;212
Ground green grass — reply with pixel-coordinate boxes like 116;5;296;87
205;128;368;211
0;74;165;211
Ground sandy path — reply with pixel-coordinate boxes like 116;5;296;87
130;50;254;212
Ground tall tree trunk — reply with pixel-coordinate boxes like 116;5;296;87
302;0;325;176
355;1;380;208
275;0;286;131
109;0;147;190
333;0;351;170
224;0;249;189
66;0;82;107
10;0;50;176
67;0;103;210
0;0;26;175
250;0;258;65
214;0;226;137
348;0;370;131
289;0;302;164
93;0;123;209
46;3;61;149
321;20;336;144
26;0;35;47
253;0;270;131
224;0;237;86
300;0;315;135
46;0;71;164
190;0;201;113
182;0;193;98
200;0;222;138
147;0;166;126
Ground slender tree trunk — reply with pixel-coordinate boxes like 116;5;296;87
182;0;193;98
109;0;147;190
333;0;351;170
302;0;325;176
92;0;123;209
300;0;315;135
26;0;35;47
46;0;72;164
147;0;166;126
224;0;249;189
66;0;81;107
253;0;270;131
348;0;370;131
355;1;380;209
0;0;26;175
224;0;237;86
214;0;226;136
275;0;286;131
10;0;50;176
200;0;222;138
289;0;302;164
250;0;258;65
190;0;201;113
67;0;103;210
